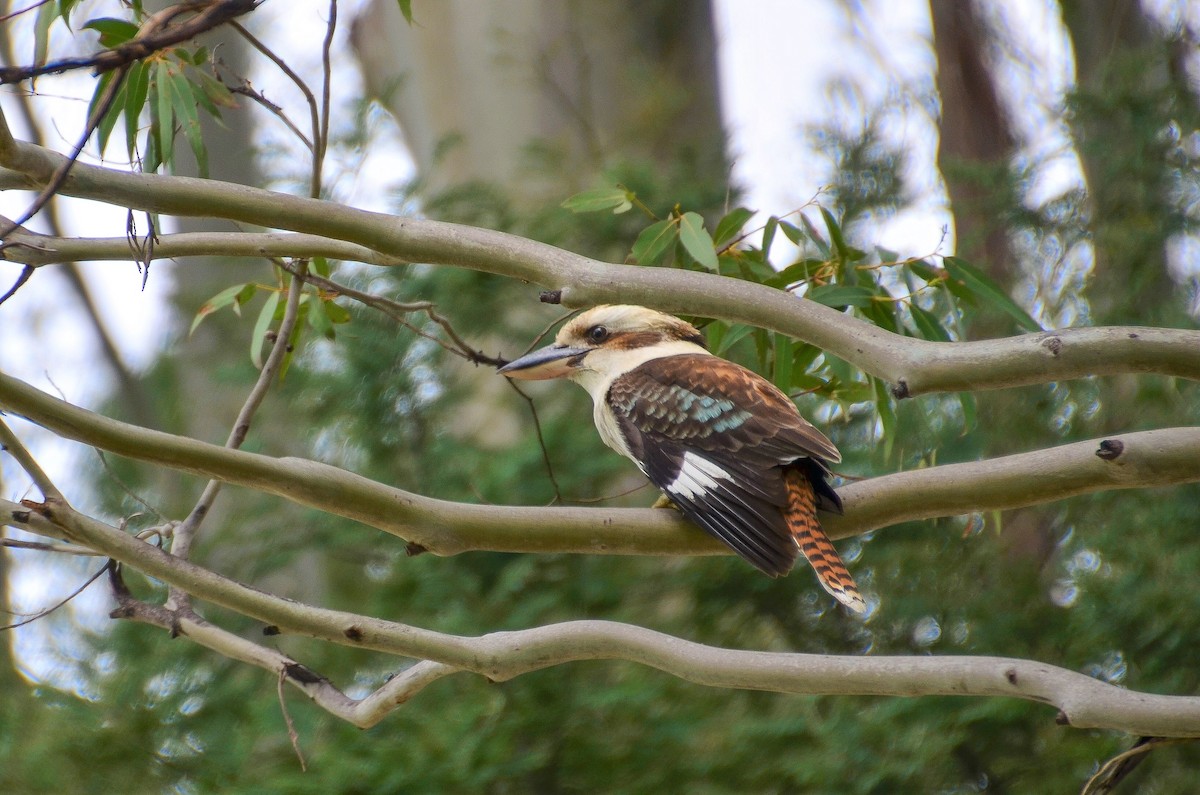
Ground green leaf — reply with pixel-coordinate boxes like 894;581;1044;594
862;295;899;334
396;0;414;24
833;380;874;405
765;258;821;289
910;304;951;342
943;256;1041;331
82;17;139;46
251;291;280;369
807;284;875;309
194;70;237;111
169;75;206;176
908;259;940;282
307;297;334;340
773;333;793;393
873;377;896;460
190;283;256;335
800;214;831;259
312;256;331;278
678;212;718;271
713;322;755;355
630;219;676;265
153;60;175;169
123;61;150;161
731;252;775;284
89;70;125;156
561;188;633;214
792;343;822;374
779;220;804;246
33;4;55;69
820;207;850;261
712;207;755;247
324;299;351;324
761;216;779;258
58;0;81;26
958;391;978;433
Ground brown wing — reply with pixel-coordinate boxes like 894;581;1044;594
606;354;842;576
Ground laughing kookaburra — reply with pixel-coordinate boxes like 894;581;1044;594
498;305;866;614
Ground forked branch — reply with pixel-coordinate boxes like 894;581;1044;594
1;130;1198;396
4;494;1200;737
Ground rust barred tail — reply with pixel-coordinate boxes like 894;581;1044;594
784;468;867;614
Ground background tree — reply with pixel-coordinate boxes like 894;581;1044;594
2;2;1199;793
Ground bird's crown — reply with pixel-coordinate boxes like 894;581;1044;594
556;305;706;350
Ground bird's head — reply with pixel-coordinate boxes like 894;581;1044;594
498;305;708;388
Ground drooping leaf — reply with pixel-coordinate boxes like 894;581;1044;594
396;0;414;24
766;258;822;290
324;299;351;324
678;212;718;271
34;2;56;66
807;284;875;309
943;256;1041;331
761;215;779;258
57;0;81;27
862;294;900;334
190;283;256;335
307;293;332;338
713;322;754;355
81;17;139;46
821;207;850;262
169;74;206;176
779;220;804;246
873;376;896;460
89;70;125;155
561;188;633;214
630;219;676;265
123;61;150;161
773;333;793;393
153;60;175;169
712;207;755;247
910;303;951;342
251;291;281;369
800;214;831;259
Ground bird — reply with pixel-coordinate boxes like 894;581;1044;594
498;304;866;614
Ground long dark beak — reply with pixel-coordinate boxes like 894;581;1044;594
497;344;591;380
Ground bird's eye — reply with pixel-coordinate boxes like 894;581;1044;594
586;325;610;344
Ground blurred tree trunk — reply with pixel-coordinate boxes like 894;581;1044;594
1058;0;1186;325
349;0;727;450
351;0;725;204
930;0;1017;284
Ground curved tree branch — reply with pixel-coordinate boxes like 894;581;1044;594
2;370;1198;557
5;495;1200;737
1;131;1198;397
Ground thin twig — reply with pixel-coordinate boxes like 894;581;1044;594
168;261;310;570
0;0;54;25
0;418;64;502
0;63;129;246
274;262;507;366
316;0;337;197
1080;737;1194;794
1;538;105;557
505;379;564;503
0;0;259;84
0;559;112;630
277;668;308;771
228;20;320;158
